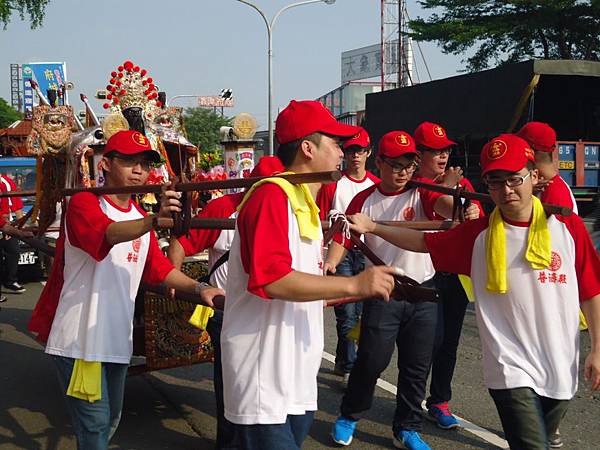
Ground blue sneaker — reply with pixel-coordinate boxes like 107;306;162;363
393;430;431;450
331;416;358;446
427;402;460;430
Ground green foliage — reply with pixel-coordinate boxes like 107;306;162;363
184;107;232;156
0;97;21;128
0;0;50;29
410;1;600;71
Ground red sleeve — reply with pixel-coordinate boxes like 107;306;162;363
237;184;293;299
316;182;337;220
459;178;485;217
177;193;242;255
5;177;23;210
417;187;444;220
541;175;575;210
332;185;377;249
66;193;114;261
557;214;600;302
424;216;489;275
142;231;175;284
0;216;6;227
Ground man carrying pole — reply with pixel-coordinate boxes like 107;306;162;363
28;129;224;450
347;134;600;450
220;100;397;450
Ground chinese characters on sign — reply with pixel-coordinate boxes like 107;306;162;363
197;96;234;108
341;41;398;83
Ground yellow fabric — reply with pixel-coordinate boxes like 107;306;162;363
579;310;589;331
347;320;361;342
238;172;321;241
66;359;102;403
189;305;215;330
485;196;551;294
458;275;475;302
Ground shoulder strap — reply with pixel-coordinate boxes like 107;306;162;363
205;250;230;284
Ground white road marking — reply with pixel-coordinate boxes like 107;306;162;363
322;351;509;449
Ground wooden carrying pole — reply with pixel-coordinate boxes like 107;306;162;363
407;179;572;216
0;171;343;199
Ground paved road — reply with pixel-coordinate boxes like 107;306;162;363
1;282;598;449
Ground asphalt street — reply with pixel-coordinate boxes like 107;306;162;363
1;281;598;450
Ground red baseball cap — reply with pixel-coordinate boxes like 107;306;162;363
250;156;285;177
480;134;535;176
103;130;161;162
413;121;456;150
516;122;556;152
378;131;417;158
343;127;370;150
275;100;361;144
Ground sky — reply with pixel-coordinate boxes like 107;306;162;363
0;0;466;130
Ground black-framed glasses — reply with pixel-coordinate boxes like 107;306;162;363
484;172;531;191
344;148;369;156
110;154;154;171
382;158;418;174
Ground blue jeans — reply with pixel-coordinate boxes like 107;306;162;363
334;249;364;373
341;280;438;434
489;387;569;450
207;310;240;449
236;412;314;450
53;355;128;450
427;273;469;406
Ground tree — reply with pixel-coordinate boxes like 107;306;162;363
409;1;600;72
184;107;232;155
0;0;50;29
0;97;21;128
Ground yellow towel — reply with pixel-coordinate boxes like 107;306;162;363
458;275;475;302
189;305;215;330
238;172;321;241
67;359;102;403
579;310;588;331
485;196;551;293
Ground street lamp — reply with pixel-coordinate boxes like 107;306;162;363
234;0;336;156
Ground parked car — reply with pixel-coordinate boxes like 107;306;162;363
0;156;48;280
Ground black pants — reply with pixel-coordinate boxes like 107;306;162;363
340;281;438;434
489;387;569;450
0;235;19;285
427;273;469;406
206;310;240;449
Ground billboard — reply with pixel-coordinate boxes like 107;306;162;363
23;62;68;108
22;65;34;117
341;42;399;83
197;96;234;108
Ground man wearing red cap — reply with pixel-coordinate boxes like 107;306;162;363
220;100;397;449
347;134;600;450
517;121;578;215
328;131;479;450
318;127;380;385
167;155;284;450
413;121;484;430
29;130;224;450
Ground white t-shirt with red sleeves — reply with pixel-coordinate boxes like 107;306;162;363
317;171;380;219
177;192;244;289
336;184;442;283
541;174;578;215
425;214;600;399
221;184;324;425
46;193;174;364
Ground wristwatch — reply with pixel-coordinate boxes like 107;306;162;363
194;282;211;294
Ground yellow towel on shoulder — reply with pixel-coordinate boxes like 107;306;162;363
238;172;321;241
67;359;102;403
486;196;551;294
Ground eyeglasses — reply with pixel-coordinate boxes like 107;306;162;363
382;158;418;174
344;148;369;156
484;172;531;191
425;148;452;156
111;154;154;171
